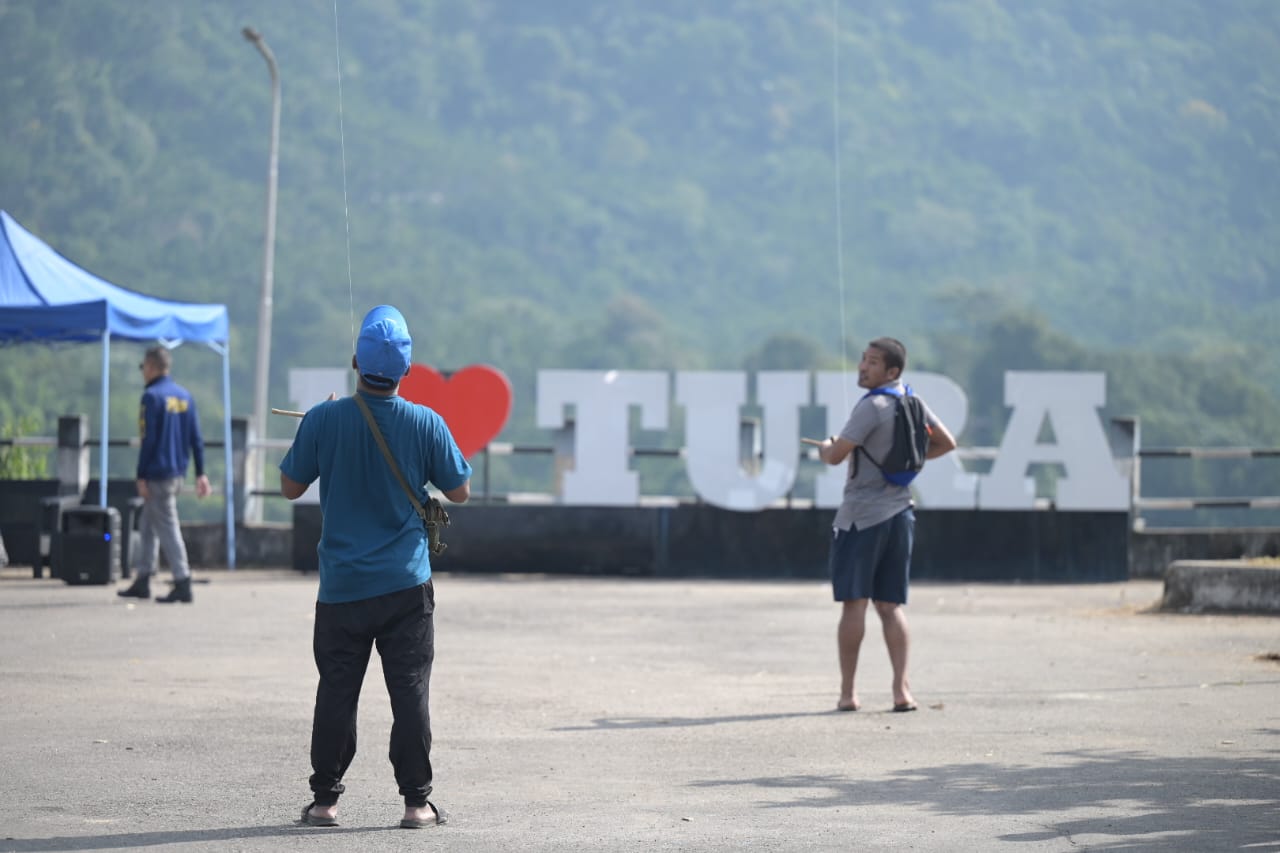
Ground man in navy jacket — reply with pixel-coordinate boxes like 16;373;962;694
117;345;211;603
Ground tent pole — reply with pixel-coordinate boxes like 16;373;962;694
99;331;110;507
221;344;237;569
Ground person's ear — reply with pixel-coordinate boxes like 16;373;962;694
351;355;359;371
404;365;411;377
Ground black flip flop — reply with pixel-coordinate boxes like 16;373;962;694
300;802;338;827
400;799;447;829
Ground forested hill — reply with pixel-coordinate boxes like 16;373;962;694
1;0;1278;454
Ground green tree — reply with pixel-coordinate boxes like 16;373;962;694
0;414;50;479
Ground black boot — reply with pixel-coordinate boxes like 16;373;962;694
118;576;151;599
155;578;193;604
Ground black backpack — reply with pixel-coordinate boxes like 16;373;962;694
855;386;931;486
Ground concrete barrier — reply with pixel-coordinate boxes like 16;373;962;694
1131;527;1280;578
1162;560;1280;613
286;503;1130;582
13;477;1280;591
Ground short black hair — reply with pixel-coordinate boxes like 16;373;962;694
867;337;907;374
143;345;172;372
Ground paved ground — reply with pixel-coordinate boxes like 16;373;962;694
0;568;1277;852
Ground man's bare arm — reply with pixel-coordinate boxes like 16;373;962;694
926;422;957;459
819;436;858;466
280;471;309;500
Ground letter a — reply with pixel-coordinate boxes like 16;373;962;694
979;371;1128;510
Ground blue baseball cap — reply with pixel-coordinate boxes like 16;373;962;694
355;305;412;388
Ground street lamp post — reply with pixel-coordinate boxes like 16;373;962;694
242;25;280;524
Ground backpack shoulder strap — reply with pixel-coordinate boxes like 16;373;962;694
863;385;905;400
352;393;429;522
352;394;451;555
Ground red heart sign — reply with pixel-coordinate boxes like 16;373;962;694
399;364;513;459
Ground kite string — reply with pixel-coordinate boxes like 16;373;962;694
332;0;356;348
831;0;850;413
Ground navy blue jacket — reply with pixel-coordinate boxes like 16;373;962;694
137;375;205;480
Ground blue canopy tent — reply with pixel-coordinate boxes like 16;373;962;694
0;210;237;568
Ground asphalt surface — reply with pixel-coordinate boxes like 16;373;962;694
1;568;1277;852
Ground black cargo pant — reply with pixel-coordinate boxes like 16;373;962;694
309;581;435;808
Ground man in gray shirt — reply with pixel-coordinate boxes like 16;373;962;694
816;337;956;713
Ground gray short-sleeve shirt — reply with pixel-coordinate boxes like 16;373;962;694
833;381;940;532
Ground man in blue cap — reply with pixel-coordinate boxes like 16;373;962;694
280;305;472;830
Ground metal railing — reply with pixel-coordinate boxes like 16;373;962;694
1133;447;1280;514
5;429;1279;523
246;439;689;503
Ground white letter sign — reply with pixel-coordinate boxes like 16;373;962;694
677;371;808;511
536;370;668;506
295;366;1132;512
979;371;1128;510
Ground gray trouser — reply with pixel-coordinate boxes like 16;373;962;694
137;477;191;581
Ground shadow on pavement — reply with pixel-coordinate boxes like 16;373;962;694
553;682;1280;731
689;749;1280;850
0;823;400;851
554;709;834;731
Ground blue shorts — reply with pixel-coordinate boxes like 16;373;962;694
829;508;915;604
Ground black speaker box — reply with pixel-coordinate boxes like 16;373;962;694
54;506;121;585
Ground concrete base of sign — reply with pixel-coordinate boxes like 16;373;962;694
1130;527;1280;578
289;503;1131;583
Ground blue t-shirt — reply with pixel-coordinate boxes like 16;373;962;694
279;391;472;604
